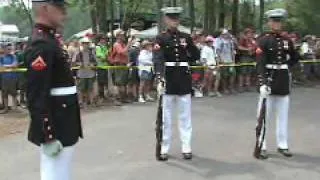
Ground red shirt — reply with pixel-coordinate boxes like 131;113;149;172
239;37;257;56
109;42;129;65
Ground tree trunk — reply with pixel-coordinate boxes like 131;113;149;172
119;0;124;28
232;0;239;35
208;0;216;34
252;0;256;24
110;0;115;45
96;0;108;34
89;0;98;34
204;0;209;32
166;0;171;6
24;0;33;33
157;0;164;33
218;0;225;29
189;0;195;33
172;0;177;6
259;0;264;33
181;0;188;15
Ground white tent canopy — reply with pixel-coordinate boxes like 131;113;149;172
108;28;140;37
135;25;198;39
0;24;20;42
0;24;19;34
73;28;93;38
72;28;140;39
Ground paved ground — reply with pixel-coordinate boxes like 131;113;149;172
0;86;320;180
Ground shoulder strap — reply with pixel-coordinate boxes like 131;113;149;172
79;52;83;62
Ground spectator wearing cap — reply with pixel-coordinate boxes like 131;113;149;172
201;36;221;97
108;30;133;104
0;44;19;114
127;41;141;102
76;37;97;108
215;29;237;94
137;40;154;103
238;28;257;92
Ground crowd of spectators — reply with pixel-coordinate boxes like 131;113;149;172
0;28;319;114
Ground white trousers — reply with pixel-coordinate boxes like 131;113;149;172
40;146;75;180
161;94;192;154
257;95;290;150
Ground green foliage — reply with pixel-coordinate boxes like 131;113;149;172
286;0;320;35
0;0;319;39
0;6;31;37
0;3;91;38
64;5;92;38
239;0;255;30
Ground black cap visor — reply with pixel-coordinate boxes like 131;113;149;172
48;0;69;8
269;17;284;22
165;13;180;20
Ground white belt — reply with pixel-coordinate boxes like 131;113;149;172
266;64;288;70
50;86;77;96
165;62;189;67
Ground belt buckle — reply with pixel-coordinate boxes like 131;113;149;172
176;62;180;67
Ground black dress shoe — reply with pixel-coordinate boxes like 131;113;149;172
157;154;169;161
258;150;269;160
182;153;192;160
0;108;9;114
277;148;293;157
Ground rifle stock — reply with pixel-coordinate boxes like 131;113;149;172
254;98;267;159
155;93;163;160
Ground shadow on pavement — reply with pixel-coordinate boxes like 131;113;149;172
267;153;320;173
165;155;275;179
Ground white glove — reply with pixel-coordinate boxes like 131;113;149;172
157;82;165;96
260;85;271;98
156;76;165;96
42;140;63;157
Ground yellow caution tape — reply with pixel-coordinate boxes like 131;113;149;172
0;60;319;73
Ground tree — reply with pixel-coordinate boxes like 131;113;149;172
9;0;33;34
189;0;195;32
259;0;264;33
204;0;209;32
286;0;320;35
172;0;177;6
156;0;164;33
109;0;115;41
218;0;225;29
231;0;239;35
88;0;98;33
96;0;108;34
64;3;91;38
239;0;255;31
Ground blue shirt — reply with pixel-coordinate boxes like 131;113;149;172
0;54;18;79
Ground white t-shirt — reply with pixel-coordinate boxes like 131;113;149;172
301;42;313;54
215;37;235;63
201;45;217;66
138;49;153;72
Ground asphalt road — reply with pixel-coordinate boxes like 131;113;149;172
0;86;319;180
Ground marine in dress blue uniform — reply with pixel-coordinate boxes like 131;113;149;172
154;7;200;161
25;1;83;179
256;9;298;159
